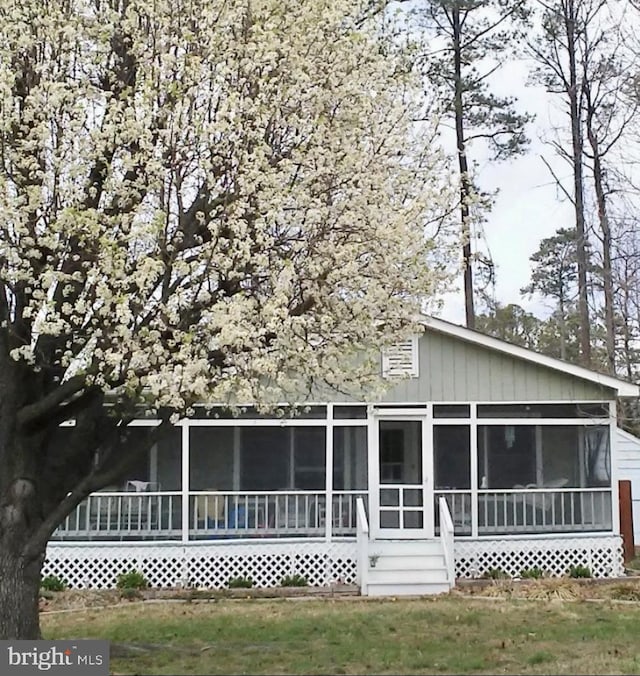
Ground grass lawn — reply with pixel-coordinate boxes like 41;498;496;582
43;596;640;675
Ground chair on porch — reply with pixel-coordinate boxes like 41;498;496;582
194;490;227;529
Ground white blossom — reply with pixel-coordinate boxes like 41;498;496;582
0;0;457;413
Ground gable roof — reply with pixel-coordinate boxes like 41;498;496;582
420;315;640;398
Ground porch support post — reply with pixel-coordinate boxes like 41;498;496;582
610;400;620;536
325;404;334;543
470;403;478;538
181;422;190;545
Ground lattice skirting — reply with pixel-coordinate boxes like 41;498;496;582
43;540;358;590
454;535;624;579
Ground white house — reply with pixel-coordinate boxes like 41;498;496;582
44;316;640;595
616;427;640;546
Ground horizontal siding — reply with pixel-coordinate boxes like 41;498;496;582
616;429;640;543
381;330;615;403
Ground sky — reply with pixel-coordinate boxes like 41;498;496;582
436;59;576;325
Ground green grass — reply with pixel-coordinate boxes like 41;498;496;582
42;597;640;674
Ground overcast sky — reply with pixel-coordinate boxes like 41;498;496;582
436;59;575;325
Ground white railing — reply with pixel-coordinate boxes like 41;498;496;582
53;491;181;540
189;490;366;538
477;488;612;534
435;488;612;536
356;497;369;595
435;491;472;534
438;496;455;588
53;489;368;541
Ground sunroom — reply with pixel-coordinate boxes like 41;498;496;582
51;401;615;543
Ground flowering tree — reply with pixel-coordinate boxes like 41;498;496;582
0;0;453;638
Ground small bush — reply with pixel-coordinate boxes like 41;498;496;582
40;575;66;592
119;587;143;601
568;565;592;579
280;574;308;587
520;567;545;580
228;576;254;589
116;570;149;590
482;567;510;580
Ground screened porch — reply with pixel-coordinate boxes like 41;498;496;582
51;403;615;542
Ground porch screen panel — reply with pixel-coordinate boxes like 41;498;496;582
434;426;470;489
333;426;368;490
477;425;535;488
293;427;326;490
189;427;234;490
157;427;183;490
241;428;289;490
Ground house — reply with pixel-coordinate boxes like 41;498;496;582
45;316;639;595
616;427;640;546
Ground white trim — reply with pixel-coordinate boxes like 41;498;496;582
325;404;334;543
421;315;639;397
180;423;189;545
610;401;620;534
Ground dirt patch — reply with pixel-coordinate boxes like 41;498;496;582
453;576;640;601
39;584;359;613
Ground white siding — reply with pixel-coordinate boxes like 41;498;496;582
618;427;640;544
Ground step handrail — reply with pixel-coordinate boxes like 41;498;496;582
356;497;369;595
439;496;455;588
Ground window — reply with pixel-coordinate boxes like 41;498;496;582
477;403;609;419
378;420;422;484
433;405;470;419
434;426;470;489
477;424;611;489
333;426;368;490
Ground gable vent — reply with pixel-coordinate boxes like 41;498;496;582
382;336;419;379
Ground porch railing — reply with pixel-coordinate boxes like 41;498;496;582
438;497;455;587
52;490;367;541
189;490;366;538
435;488;612;535
52;491;182;540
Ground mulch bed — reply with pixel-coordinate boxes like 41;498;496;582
39;584;360;613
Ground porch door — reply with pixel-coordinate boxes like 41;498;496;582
372;414;433;539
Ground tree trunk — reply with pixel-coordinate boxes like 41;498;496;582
0;545;44;639
585;94;615;374
565;0;591;366
452;6;475;329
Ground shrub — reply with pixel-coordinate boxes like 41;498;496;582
568;565;592;579
40;575;66;592
280;574;308;587
119;587;143;601
481;567;510;580
228;576;254;589
520;567;545;580
116;570;149;590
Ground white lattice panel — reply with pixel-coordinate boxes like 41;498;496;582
43;544;186;589
454;535;624;579
185;541;357;588
44;541;357;590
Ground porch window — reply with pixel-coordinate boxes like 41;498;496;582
189;426;326;491
190;427;234;490
434;425;470;490
477;425;611;489
333;426;368;490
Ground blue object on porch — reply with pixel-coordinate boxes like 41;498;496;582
226;505;247;529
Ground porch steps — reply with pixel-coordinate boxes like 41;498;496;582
365;539;452;597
